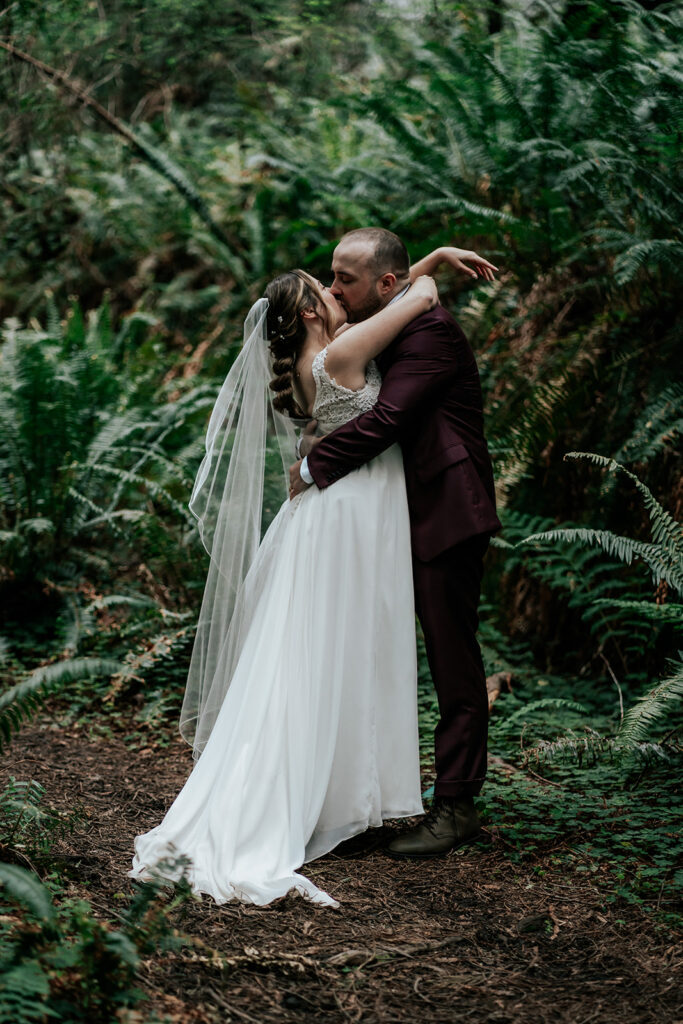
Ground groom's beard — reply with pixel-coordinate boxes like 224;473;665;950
345;292;384;323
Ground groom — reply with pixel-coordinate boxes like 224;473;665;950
290;228;501;857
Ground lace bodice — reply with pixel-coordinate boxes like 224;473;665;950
311;347;382;432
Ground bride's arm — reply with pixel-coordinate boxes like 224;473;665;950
410;246;499;283
326;276;437;374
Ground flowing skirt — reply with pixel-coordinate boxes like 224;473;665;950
129;444;422;907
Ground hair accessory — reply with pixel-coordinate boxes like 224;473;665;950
277;315;283;323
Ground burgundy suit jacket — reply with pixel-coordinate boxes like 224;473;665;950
307;304;501;562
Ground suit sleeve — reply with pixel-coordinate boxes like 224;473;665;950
307;316;459;488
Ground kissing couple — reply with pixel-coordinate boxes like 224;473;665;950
130;228;502;908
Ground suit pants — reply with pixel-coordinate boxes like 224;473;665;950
412;533;490;799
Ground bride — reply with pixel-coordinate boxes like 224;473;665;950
130;268;439;908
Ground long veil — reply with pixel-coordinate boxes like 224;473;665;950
180;297;297;757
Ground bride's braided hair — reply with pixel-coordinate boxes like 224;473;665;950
265;270;328;419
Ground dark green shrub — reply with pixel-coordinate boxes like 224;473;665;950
0;861;191;1023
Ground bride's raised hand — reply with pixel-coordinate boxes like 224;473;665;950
440;247;498;281
410;247;499;284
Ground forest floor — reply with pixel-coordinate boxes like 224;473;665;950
6;717;681;1024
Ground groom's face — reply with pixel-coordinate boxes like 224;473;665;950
330;241;385;323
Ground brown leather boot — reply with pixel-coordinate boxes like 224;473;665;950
386;797;484;859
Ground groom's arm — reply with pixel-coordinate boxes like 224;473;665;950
306;310;460;488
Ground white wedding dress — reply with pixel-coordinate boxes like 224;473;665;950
130;348;423;908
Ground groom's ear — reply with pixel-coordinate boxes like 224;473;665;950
377;272;397;295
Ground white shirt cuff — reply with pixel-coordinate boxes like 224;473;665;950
300;457;314;485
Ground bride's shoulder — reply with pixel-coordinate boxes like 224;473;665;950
318;343;367;392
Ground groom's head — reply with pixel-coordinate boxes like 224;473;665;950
331;228;410;322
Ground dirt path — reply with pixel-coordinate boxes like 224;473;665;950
5;720;680;1023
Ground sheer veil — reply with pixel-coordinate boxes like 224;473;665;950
180;297;297;757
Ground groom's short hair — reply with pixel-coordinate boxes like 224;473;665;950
340;228;410;280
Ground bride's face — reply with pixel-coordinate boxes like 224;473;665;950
305;274;347;333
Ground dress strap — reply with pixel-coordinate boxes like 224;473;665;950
311;346;330;387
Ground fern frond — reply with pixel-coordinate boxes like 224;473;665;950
0;658;122;752
107;625;194;700
84;594;158;613
590;597;683;625
520;527;683;593
613;238;683;285
0;863;56;923
76;464;193;523
0;777;77;854
60;592;94;655
527;730;671;767
618;657;683;744
503;697;588;725
615;382;683;465
564;452;683;559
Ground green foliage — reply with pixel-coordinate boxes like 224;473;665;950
615;382;683;465
0;300;196;588
0;864;56;925
0;779;78;864
478;752;681;919
0;293;215;745
0;861;192;1023
519;452;682;738
0;658;123;753
522;524;682;593
468;684;682;920
619;657;683;745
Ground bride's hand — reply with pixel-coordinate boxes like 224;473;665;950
438;247;498;282
411;275;439;310
299;419;323;459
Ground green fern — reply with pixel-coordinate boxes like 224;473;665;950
613;238;683;285
618;656;683;744
615;382;683;466
526;729;671;769
521;452;683;594
565;452;683;554
0;658;123;752
0;962;53;1024
519;452;682;742
495;372;585;496
0;860;191;1021
0;302;207;675
502;697;588;727
500;508;655;673
0;863;56;924
0;778;78;862
590;598;683;626
521;527;683;593
0;779;48;850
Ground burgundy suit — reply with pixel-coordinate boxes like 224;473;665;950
307;304;501;798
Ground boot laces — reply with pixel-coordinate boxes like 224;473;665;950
422;798;452;836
